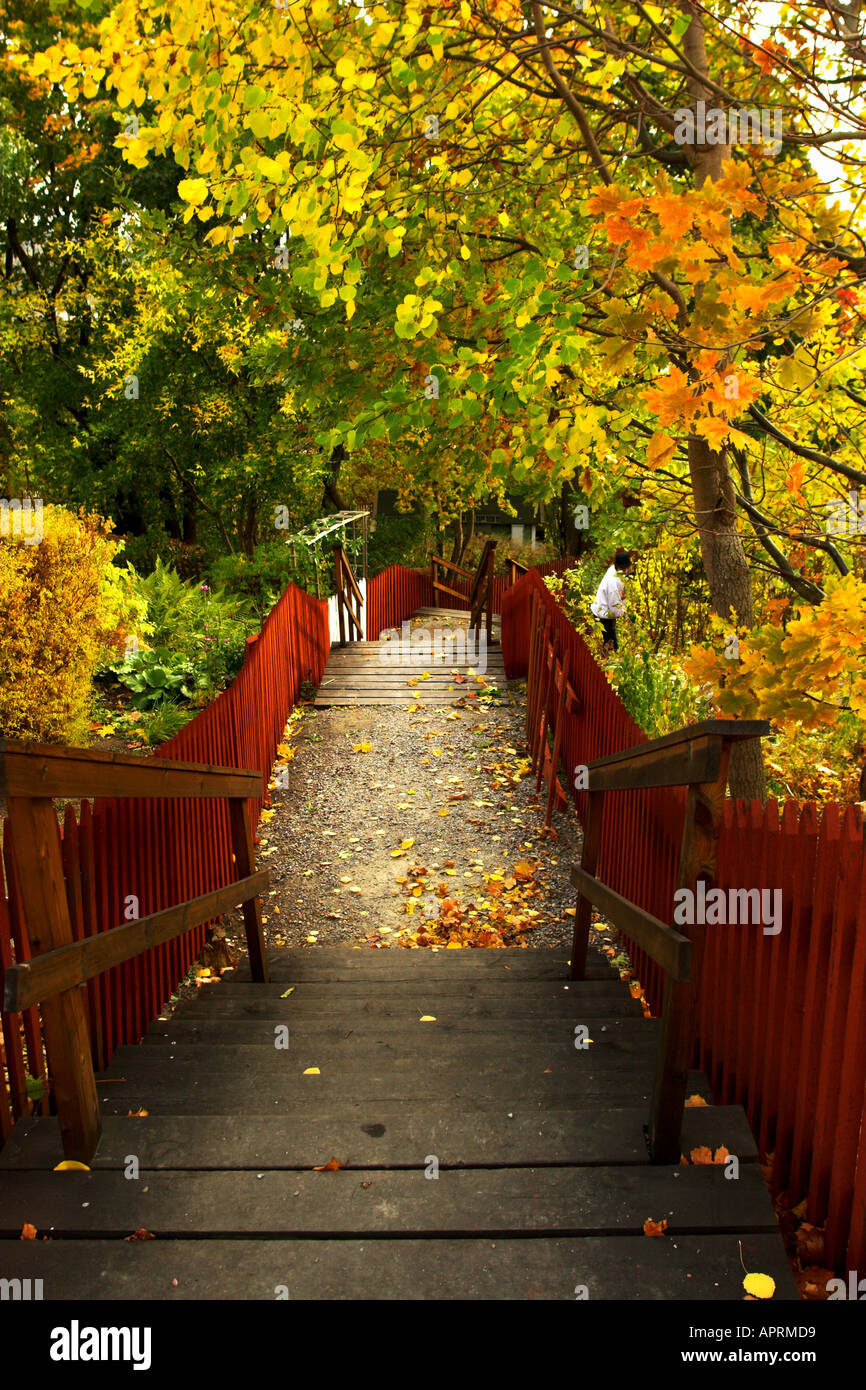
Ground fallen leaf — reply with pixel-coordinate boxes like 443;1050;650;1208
643;1218;668;1238
419;1015;437;1022
125;1229;156;1242
280;987;295;998
352;742;373;753
743;1272;775;1299
53;1160;90;1171
20;1224;36;1240
313;1156;344;1171
689;1146;714;1165
127;1108;149;1117
303;1067;321;1075
684;1094;708;1107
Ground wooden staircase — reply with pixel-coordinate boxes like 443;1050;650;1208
0;946;797;1300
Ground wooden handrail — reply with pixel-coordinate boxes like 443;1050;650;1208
431;542;497;645
507;557;529;584
334;544;363;646
4;870;269;1012
0;738;262;801
567;715;770;1162
570;865;691;981
431;555;474;581
1;742;270;1162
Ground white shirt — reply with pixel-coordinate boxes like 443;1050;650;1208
591;565;626;619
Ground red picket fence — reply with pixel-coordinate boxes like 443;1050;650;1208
505;567;866;1274
0;582;331;1144
366;564;433;640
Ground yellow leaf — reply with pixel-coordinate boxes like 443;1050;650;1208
400;838;415;849
302;1067;321;1076
177;177;208;206
647;432;677;470
352;742;373;753
743;1273;776;1299
53;1160;90;1171
419;1015;437;1022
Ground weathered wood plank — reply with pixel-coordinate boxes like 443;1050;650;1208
227;947;600;982
0;1233;799;1300
586;719;770;769
588;735;722;793
0;740;261;801
0;1105;758;1170
570;865;691;980
137;1016;652;1046
86;1064;713;1115
0;1163;781;1237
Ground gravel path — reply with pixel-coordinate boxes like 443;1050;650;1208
214;678;583;965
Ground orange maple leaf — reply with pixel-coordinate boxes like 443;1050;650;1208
643;1217;668;1238
313;1156;344;1171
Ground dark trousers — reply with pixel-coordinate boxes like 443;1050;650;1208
599;617;618;651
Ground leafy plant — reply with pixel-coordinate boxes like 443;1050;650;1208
107;648;207;710
140;701;196;746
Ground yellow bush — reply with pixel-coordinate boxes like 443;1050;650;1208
0;505;133;744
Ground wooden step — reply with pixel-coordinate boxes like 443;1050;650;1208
86;1068;713;1116
0;1162;781;1239
141;1016;647;1045
226;947;606;983
0;1232;799;1300
0;1106;757;1171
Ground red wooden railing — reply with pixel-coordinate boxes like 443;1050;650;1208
505;566;866;1274
0;582;331;1140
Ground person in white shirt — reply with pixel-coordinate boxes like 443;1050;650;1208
590;550;633;651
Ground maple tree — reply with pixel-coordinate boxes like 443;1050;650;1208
13;1;866;794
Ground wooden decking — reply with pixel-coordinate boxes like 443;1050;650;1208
0;946;796;1300
316;608;505;706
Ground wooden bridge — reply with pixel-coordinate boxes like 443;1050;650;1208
2;554;863;1301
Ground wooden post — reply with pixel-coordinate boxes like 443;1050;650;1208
648;738;732;1161
570;789;605;981
7;797;101;1162
228;798;269;984
334;547;346;648
485;542;496;645
431;557;438;609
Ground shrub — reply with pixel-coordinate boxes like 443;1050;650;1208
0;506;137;744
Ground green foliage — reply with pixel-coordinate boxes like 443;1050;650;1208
107;648;207;710
545;562;713;739
605;648;714;740
367;514;432;574
139;701;196;747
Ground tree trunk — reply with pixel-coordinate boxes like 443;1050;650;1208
683;13;765;802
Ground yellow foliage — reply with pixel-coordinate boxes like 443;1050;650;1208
0;507;131;743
